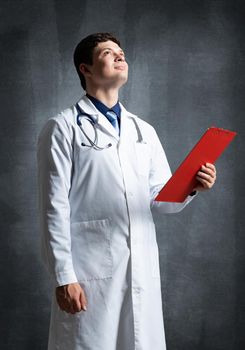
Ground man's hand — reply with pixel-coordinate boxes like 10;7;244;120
194;163;216;192
56;282;87;314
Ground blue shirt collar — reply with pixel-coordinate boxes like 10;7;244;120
86;94;121;119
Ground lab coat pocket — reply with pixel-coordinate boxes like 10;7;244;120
71;219;112;282
135;142;150;177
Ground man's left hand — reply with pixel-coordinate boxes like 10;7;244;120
193;163;216;192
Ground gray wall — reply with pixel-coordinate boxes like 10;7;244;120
0;0;244;349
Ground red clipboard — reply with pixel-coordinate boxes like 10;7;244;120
155;127;237;203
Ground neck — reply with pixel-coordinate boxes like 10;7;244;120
86;87;119;108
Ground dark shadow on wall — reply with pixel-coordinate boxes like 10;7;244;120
0;26;51;349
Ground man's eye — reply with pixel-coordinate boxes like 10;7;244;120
104;51;110;55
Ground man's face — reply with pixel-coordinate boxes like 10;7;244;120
81;40;128;89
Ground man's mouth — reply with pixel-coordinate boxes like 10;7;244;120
114;64;127;70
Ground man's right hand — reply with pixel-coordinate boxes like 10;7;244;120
56;282;87;314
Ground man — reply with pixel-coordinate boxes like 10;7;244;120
37;32;216;350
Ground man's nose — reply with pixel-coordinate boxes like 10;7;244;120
114;53;125;62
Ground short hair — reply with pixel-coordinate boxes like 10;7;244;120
73;32;121;90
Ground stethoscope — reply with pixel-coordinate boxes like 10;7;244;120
76;103;112;150
75;102;146;150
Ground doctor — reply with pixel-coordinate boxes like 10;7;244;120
37;32;216;350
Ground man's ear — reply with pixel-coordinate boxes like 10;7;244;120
79;63;92;77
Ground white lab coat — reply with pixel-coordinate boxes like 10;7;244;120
37;95;196;350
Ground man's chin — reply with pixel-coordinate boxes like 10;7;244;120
119;75;128;85
105;75;128;89
117;73;128;85
100;72;128;88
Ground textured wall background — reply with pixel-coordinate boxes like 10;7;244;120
0;0;244;349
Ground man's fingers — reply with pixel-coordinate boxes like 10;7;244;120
197;171;214;183
57;297;71;313
205;162;216;171
70;302;81;314
202;165;215;175
56;283;87;313
198;165;216;180
80;289;87;311
72;298;82;313
202;164;216;177
194;163;217;191
58;299;80;314
196;176;213;189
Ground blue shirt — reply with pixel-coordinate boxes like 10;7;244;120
86;94;121;127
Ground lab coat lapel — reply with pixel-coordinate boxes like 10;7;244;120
77;95;120;141
97;114;120;141
118;102;138;148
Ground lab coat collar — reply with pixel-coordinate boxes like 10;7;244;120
77;95;119;140
76;95;137;141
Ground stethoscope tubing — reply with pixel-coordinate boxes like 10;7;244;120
76;103;112;150
75;102;145;149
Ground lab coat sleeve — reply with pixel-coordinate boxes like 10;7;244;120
37;117;78;287
149;128;197;214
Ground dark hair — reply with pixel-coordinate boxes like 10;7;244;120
73;32;121;90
